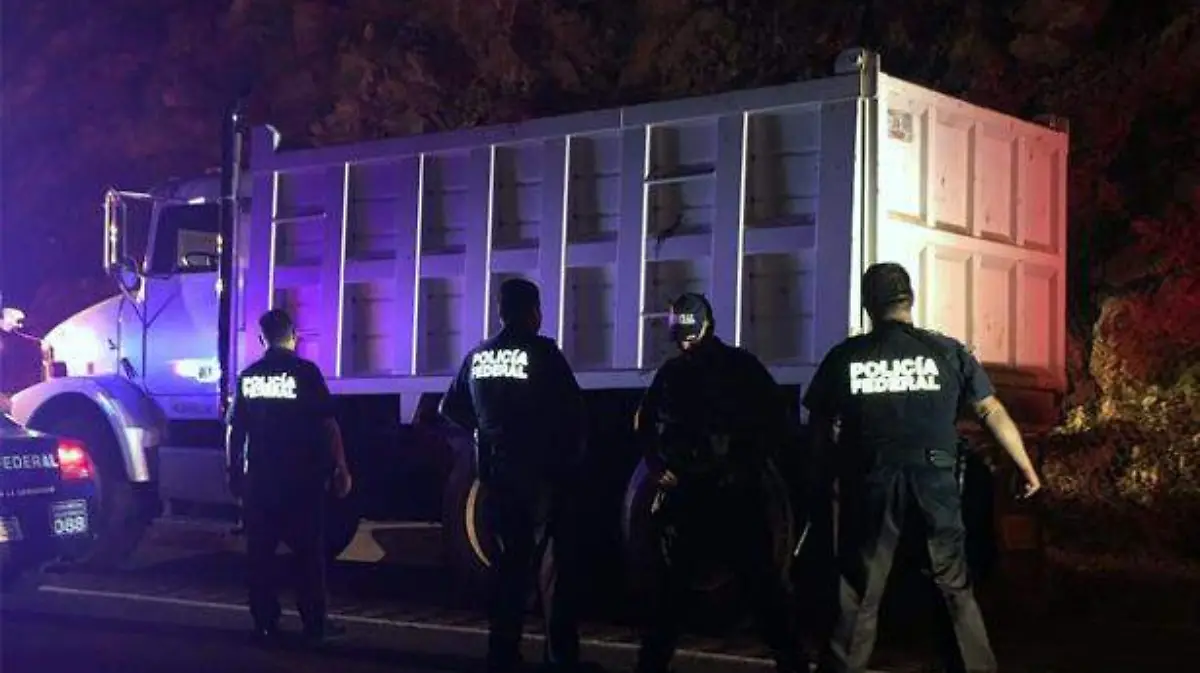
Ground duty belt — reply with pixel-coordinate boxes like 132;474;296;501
881;447;959;469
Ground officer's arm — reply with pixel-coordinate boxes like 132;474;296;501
806;412;837;494
438;357;477;432
308;364;349;475
963;350;1038;485
973;397;1036;482
543;342;586;460
739;351;792;453
224;384;248;483
635;367;668;470
801;349;842;495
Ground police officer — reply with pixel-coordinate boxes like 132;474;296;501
803;263;1042;673
226;309;353;646
439;278;585;673
633;292;807;673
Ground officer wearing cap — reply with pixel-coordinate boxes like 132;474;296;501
633;292;807;673
804;263;1042;673
439;278;586;673
226;309;353;646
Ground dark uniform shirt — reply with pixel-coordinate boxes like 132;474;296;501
440;327;583;481
226;348;337;495
802;321;994;469
638;338;788;480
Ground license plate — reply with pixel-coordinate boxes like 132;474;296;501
0;516;22;543
50;500;89;538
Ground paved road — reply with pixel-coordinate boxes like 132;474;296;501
0;581;769;673
0;608;479;673
2;520;1198;672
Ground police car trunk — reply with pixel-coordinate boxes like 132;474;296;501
1;413;96;585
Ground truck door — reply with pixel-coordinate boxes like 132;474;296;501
133;202;222;403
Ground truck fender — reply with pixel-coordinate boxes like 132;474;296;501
10;376;167;483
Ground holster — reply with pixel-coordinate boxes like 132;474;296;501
474;431;494;483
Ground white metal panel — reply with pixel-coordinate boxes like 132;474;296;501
244;63;1065;397
238;126;281;375
253;78;863;173
537;139;569;345
812;99;865;362
613;127;649;369
391;156;424;376
248;83;863;386
874;76;1068;389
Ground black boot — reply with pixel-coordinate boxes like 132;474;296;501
250;622;281;647
301;620;347;647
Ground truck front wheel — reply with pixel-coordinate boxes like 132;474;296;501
43;413;150;569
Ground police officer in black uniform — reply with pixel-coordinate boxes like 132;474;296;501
803;263;1042;673
226;309;353;646
633;292;807;673
439;278;585;673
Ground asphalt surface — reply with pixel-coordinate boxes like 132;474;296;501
1;520;1198;672
0;608;478;673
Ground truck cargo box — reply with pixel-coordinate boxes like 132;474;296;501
235;51;1067;412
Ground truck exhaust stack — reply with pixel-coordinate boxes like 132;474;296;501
217;98;247;419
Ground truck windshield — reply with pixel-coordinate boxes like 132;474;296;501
150;203;220;275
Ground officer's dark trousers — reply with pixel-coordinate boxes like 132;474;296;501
244;486;327;632
637;483;803;673
484;476;579;672
820;466;997;673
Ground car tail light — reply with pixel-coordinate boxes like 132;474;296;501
57;439;93;481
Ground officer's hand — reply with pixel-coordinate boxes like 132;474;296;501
332;466;353;499
658;470;678;488
1019;470;1042;499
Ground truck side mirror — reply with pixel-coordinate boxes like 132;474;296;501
103;188;147;295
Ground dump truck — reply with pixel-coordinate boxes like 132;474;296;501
9;49;1067;607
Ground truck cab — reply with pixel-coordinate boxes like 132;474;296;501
7;174;244;564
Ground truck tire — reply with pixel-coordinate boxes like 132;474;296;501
42;413;149;569
441;447;494;593
440;447;561;612
621;458;796;628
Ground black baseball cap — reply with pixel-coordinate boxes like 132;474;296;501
667;292;714;342
862;263;914;311
669;292;713;322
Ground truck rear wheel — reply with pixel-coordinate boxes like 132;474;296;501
621;458;796;629
42;414;150;569
441;447;494;593
440;448;561;612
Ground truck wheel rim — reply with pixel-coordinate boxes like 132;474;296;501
465;479;491;568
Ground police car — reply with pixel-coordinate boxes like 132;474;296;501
0;412;97;590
